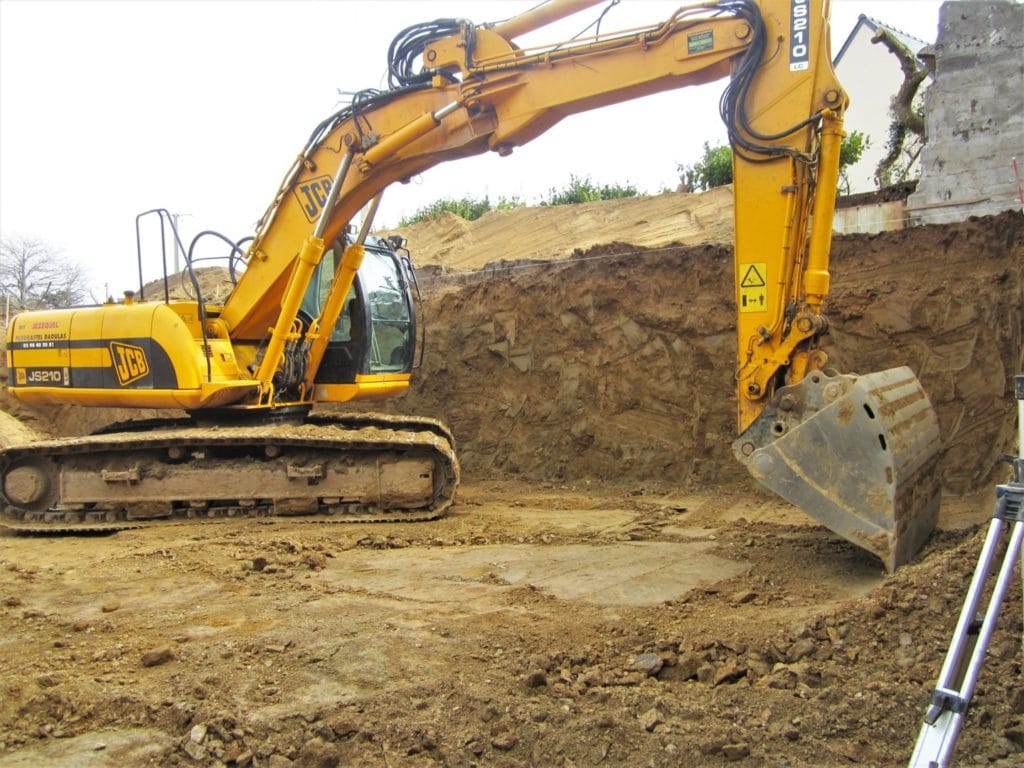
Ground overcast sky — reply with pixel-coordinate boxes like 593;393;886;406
0;0;944;299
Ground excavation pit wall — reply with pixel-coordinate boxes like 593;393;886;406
381;210;1023;495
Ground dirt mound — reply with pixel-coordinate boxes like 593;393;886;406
382;186;735;270
6;208;1021;496
140;266;236;304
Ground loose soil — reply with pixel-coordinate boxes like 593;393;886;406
1;194;1022;768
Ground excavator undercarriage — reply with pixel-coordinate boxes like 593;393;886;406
0;413;459;533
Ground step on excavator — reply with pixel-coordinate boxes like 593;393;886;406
2;0;941;571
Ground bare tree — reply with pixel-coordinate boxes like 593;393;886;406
0;236;90;312
872;28;933;188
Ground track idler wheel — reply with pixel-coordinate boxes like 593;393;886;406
3;458;59;512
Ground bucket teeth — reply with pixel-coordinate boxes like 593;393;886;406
733;366;942;572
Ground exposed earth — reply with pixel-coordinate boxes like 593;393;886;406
1;192;1022;767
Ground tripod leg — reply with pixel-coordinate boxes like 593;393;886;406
910;514;1023;768
938;519;1023;767
1016;375;1023;653
911;373;1024;767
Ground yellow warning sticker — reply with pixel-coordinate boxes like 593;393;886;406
739;262;768;313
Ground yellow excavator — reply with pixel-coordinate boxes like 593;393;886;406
2;0;940;571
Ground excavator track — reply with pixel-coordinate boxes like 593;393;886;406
0;413;460;533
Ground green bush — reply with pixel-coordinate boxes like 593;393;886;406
399;195;523;226
541;174;638;206
837;130;869;194
677;142;734;192
398;175;640;225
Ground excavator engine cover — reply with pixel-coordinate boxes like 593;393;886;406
733;366;941;572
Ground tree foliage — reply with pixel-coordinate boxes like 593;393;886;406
399;195;523;226
837;130;870;195
677;142;734;192
0;236;90;313
541;174;638;206
678;132;871;195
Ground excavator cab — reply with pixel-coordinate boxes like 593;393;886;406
299;236;419;398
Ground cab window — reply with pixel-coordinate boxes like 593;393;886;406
360;250;413;373
299;246;355;343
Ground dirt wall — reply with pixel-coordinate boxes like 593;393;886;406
383;211;1023;494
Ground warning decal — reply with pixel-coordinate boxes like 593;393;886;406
739;262;768;313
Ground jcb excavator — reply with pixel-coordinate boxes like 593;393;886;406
2;0;940;571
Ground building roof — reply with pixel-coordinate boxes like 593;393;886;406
833;14;931;66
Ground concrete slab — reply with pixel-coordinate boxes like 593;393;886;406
331;541;749;608
0;729;169;768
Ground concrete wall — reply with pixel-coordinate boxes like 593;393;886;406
907;1;1024;224
833;200;907;235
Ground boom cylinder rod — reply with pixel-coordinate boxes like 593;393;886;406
803;109;843;310
355;193;383;245
313;150;355;239
255;150;355;389
362;102;461;170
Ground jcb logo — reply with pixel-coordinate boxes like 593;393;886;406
294;175;333;222
110;342;150;385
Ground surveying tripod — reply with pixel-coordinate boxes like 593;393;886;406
909;374;1024;768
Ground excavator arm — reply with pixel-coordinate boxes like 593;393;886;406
220;2;747;391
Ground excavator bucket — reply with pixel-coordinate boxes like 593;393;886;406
733;366;941;572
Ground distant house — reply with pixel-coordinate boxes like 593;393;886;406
833;15;933;194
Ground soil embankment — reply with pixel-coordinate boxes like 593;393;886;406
384;209;1024;495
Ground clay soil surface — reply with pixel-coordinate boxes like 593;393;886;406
1;196;1023;768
